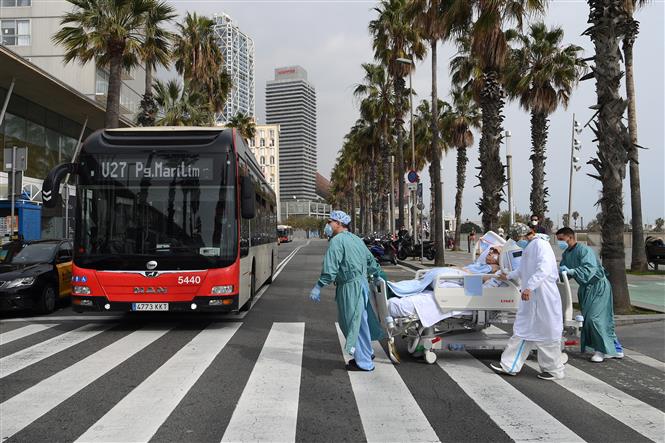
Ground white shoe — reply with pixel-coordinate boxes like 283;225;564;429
490;363;516;376
604;352;624;359
590;351;604;363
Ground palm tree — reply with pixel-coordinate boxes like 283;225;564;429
504;22;586;220
227;113;256;141
452;0;546;232
153;79;212;126
172;12;232;116
137;0;176;126
53;0;152;128
354;63;395;232
449;86;480;251
583;0;633;313
622;0;649;271
370;0;426;231
572;211;580;229
405;0;458;265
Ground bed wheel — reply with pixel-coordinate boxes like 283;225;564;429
424;350;437;364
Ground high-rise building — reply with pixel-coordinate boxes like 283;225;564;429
213;13;255;124
248;124;281;220
266;66;317;201
0;0;145;119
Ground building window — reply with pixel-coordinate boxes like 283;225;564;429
260;138;265;147
1;19;30;46
269;129;275;138
259;129;265;138
270;156;275;165
249;138;254;147
269;138;275;147
260;156;265;165
1;0;32;7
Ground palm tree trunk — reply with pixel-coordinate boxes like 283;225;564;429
397;125;405;232
350;171;357;233
430;39;445;266
145;64;154;99
453;146;467;251
359;175;366;234
529;111;549;218
477;69;506;232
105;49;124;128
586;0;631;313
623;21;647;271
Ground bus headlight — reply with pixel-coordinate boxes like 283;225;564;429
211;285;234;295
5;277;35;288
72;285;91;295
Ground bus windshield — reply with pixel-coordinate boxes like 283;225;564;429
76;150;237;270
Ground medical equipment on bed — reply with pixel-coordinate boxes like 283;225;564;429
371;237;582;365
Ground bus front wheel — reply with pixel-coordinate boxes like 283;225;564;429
240;265;256;312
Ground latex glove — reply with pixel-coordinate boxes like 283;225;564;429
560;265;574;277
309;285;321;303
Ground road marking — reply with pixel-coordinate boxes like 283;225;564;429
0;323;58;345
438;352;583;443
221;322;305;443
274;240;310;279
76;322;241;443
526;360;665;442
0;315;125;323
397;264;417;274
335;324;438;443
0;326;171;440
622;347;665;372
0;323;112;379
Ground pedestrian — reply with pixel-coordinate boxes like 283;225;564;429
530;214;548;234
556;227;624;362
309;210;384;372
468;228;477;253
491;222;565;381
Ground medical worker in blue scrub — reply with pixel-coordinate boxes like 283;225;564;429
309;210;384;372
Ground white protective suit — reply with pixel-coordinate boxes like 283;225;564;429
500;237;565;377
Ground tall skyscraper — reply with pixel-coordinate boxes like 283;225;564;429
213;13;255;123
266;66;317;201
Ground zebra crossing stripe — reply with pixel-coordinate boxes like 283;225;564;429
0;326;171;440
437;352;584;442
0;323;113;379
526;360;665;442
76;322;242;443
0;323;58;345
335;324;439;443
623;347;665;373
221;322;305;443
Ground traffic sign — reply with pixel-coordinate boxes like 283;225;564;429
407;170;419;183
407;183;417;191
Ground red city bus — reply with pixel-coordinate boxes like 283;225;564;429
277;225;293;243
42;127;277;312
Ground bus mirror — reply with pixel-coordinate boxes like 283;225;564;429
42;163;78;208
241;175;255;219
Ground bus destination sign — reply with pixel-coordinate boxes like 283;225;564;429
91;158;214;181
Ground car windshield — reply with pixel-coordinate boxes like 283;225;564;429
0;243;56;264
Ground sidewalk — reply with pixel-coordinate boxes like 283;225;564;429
397;250;665;320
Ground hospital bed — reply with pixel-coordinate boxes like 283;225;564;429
371;232;582;364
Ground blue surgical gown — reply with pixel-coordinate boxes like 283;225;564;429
561;243;621;355
317;231;384;370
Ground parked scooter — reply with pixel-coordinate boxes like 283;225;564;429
369;238;397;265
397;237;436;261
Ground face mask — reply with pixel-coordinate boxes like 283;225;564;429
530;220;538;227
557;240;569;251
516;239;529;249
324;223;333;237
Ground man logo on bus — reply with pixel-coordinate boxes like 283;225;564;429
146;261;158;270
145;271;159;278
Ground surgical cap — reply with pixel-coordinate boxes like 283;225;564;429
329;210;351;226
509;222;531;239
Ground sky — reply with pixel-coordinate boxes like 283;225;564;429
170;0;664;226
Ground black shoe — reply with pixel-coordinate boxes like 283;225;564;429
537;372;563;381
346;359;374;372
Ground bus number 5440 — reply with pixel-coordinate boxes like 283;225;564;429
178;276;201;285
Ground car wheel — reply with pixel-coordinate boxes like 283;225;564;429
426;250;435;261
37;284;57;314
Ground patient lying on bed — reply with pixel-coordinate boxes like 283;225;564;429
386;247;506;327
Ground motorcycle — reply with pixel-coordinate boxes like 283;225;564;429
397;237;436;261
364;234;398;265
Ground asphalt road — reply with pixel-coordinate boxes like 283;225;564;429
0;239;663;443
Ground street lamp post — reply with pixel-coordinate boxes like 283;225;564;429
567;114;582;227
504;130;514;226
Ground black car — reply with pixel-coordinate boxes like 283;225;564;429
0;239;73;314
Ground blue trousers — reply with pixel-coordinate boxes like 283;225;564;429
353;308;375;370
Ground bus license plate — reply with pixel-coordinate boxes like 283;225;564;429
132;303;169;311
